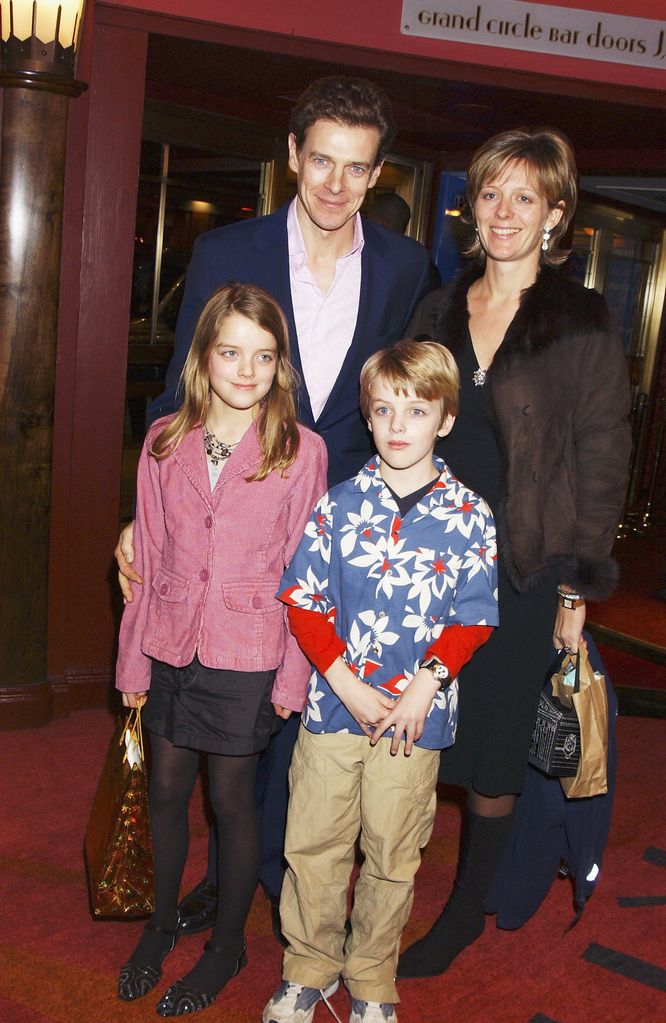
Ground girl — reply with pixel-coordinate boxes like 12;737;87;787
115;283;327;1016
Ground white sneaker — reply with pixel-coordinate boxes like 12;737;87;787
263;980;340;1023
349;1000;397;1023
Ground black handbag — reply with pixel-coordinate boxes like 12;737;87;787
528;653;580;778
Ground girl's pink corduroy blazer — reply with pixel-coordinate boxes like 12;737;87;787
115;417;328;712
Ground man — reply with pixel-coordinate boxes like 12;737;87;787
366;191;441;289
365;191;412;235
116;75;432;942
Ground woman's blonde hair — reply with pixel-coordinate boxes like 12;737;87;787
464;126;578;267
151;283;300;480
359;339;459;422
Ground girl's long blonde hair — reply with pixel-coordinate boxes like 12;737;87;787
151;282;301;480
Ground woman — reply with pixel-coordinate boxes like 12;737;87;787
398;127;631;979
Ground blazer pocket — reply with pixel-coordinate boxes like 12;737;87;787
222;583;283;660
222;583;281;615
152;567;190;603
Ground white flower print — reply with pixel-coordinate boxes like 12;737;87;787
432;675;459;724
304;672;327;725
303;494;335;563
280;565;331;613
349;533;412;599
355;461;379;493
339;499;388;558
462;536;497;581
428;487;484;540
408;547;462;614
402;606;445;644
357;609;400;652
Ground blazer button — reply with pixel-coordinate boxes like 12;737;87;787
200;569;209;582
252;594;263;608
204;515;213;529
159;583;169;595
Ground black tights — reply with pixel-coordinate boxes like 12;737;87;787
468;789;516;818
139;731;259;994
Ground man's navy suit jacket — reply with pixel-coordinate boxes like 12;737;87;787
151;203;432;486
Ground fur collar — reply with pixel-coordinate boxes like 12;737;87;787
430;263;611;377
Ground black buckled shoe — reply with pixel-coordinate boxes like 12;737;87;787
177;879;218;935
118;916;180;1001
155;940;247;1017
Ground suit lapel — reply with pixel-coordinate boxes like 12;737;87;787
170;422;263;506
170;426;213;508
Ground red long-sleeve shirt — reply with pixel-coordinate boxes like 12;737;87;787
287;605;491;680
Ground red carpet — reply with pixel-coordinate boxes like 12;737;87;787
596;643;666;692
1;707;665;1022
587;528;666;651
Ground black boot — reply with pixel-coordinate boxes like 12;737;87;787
397;811;513;979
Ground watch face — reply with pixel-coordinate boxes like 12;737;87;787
422;658;449;682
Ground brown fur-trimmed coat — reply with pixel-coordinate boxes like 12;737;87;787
408;264;631;599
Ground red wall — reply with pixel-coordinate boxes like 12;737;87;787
102;0;666;92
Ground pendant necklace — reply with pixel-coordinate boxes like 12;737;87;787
203;424;240;466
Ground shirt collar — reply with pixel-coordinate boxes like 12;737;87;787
354;455;449;502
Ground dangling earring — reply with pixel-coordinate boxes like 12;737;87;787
541;227;551;252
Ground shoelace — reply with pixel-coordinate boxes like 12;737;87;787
320;987;343;1023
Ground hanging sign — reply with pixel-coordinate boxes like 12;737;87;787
401;1;666;70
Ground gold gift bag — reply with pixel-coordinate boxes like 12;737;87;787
84;706;155;917
559;646;609;799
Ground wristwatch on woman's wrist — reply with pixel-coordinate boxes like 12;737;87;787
556;584;586;610
420;656;452;690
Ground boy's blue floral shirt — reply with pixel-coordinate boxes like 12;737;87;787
278;456;498;750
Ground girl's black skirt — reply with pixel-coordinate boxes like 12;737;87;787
143;655;278;756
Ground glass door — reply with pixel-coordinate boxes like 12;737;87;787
571;200;666;531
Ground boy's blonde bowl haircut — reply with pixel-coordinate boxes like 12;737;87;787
359;339;460;424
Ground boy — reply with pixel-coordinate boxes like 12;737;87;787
263;340;498;1023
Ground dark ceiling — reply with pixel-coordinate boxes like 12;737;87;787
145;33;666;210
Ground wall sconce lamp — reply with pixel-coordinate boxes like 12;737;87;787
1;0;87;84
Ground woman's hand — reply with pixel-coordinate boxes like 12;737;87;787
115;520;143;603
552;601;586;654
273;704;292;720
370;667;440;756
122;691;148;709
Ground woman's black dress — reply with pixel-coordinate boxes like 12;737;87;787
436;333;557;796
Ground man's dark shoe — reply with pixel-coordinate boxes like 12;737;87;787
269;896;288;948
177;879;218;935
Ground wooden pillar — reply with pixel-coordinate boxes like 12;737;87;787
0;74;85;726
47;23;148;717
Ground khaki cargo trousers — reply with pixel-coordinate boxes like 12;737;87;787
279;726;440;1003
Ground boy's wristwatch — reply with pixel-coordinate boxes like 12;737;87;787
420;656;451;690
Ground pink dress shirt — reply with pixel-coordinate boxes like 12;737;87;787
287;199;363;421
